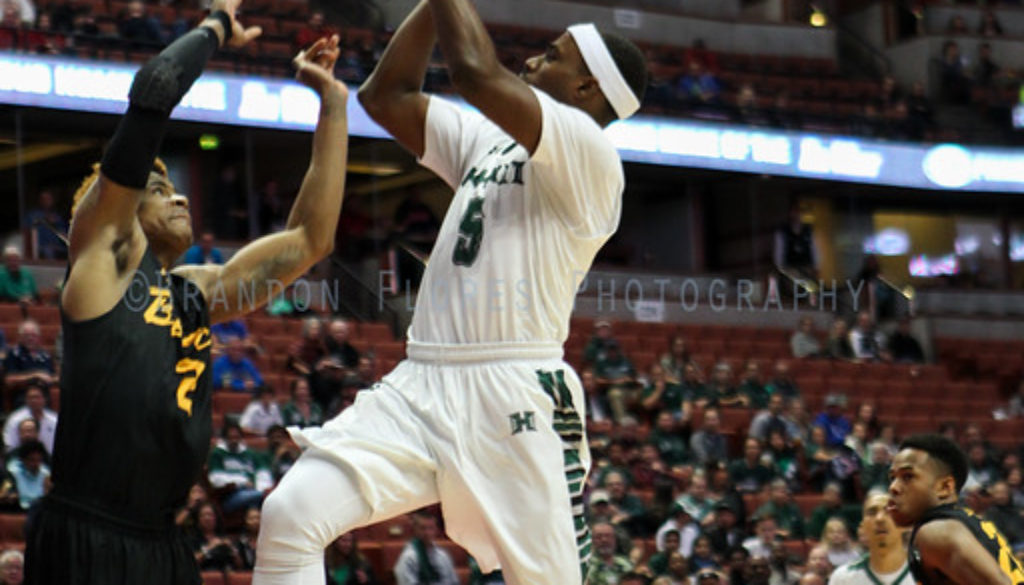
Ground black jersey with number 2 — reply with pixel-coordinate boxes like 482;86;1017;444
908;504;1024;585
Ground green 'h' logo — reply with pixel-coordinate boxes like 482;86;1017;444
509;411;537;435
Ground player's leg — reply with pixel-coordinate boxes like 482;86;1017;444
254;368;440;585
439;362;591;585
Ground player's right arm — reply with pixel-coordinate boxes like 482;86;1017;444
62;0;259;322
916;520;1014;585
357;0;435;157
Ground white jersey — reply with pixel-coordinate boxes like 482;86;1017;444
412;89;624;344
829;557;914;585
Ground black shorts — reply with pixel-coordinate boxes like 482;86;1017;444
25;495;200;585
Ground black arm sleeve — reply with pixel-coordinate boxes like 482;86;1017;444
100;26;219;189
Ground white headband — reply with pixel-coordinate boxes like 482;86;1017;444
567;23;640;119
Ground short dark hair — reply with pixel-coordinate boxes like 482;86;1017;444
600;31;648;106
19;440;46;459
900;433;968;492
222;420;243;438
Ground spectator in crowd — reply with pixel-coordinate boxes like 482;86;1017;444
764;429;800;490
826;318;855;361
729;437;776;494
755;479;805;539
266;424;299;484
587;520;635;585
939;40;972;105
175;483;208;529
736;83;769;126
8;439;48;510
738;360;770;409
660;336;691;383
978;10;1003;37
326;532;378;585
211;336;265;392
805;426;839;491
310;355;348;413
324;318;359;370
860;441;893;492
0;247;38;303
582;367;613;424
707;362;742;407
805;544;833;581
604;470;647;536
281;376;324;428
191;501;241;572
2;384;57;454
207;422;272;514
770;91;801;130
691;407;729;466
875;76;902;112
210;319;261;356
3;320;55;404
655;504;700;558
749;393;794;444
647;535;679;581
963;442;1000;491
286;316;326;376
705;500;745;558
983;481;1024;549
814;394;852;448
975;43;1001;88
676;59;721;108
595;340;637;423
853;402;880;441
786;397;813;444
766;360;800;400
747;556;773;585
743;513;780;559
239;385;284;436
675;471;714;524
394;512;458;585
26;190;67;260
0;549;22;585
584;320;618;364
336;48;366;84
182;231;225;265
293;10;336;55
843;421;870;463
5;0;34;25
821;517;861;568
768;541;800;585
774;203;819;287
641;363;686;421
680;362;708;408
593;440;634;488
689;535;720;575
648;411;688;466
848;311;887;362
235;506;261;571
5;419;45;469
118;0;163;45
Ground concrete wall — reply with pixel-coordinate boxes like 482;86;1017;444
842;2;886;53
378;0;838;58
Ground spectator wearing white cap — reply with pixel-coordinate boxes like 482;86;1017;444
0;247;38;303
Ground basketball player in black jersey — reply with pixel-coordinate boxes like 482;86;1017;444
24;0;350;582
887;434;1024;585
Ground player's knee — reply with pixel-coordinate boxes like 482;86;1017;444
259;483;331;554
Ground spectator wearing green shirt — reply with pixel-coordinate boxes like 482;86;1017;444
728;437;777;494
648;411;689;466
207;422;272;513
0;247;38;303
754;479;805;539
641;363;687;421
738;360;770;409
707;362;743;407
805;482;861;540
587;521;634;585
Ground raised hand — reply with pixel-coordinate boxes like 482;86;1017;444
208;0;262;48
294;35;347;98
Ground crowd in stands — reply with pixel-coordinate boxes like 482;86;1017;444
1;0;1021;144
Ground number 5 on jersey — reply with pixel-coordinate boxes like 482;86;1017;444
453;197;485;266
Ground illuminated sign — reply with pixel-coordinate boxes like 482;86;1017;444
1;53;1023;193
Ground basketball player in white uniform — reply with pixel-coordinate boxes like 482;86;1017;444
252;1;647;584
830;492;915;585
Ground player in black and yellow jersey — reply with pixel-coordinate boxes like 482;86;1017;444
24;1;350;583
888;434;1024;585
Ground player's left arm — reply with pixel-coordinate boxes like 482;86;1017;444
426;0;543;154
916;520;1013;585
174;37;348;324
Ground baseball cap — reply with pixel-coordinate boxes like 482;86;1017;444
590;490;611;505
